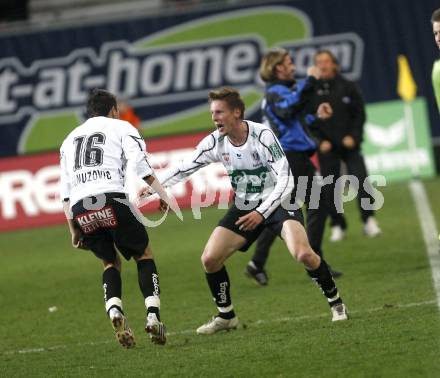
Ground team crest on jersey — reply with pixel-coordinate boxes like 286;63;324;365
222;153;230;162
251;151;260;162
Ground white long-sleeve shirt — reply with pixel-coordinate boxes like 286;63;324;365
59;116;153;207
159;120;294;218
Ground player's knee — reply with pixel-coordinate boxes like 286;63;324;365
294;245;315;264
201;251;220;272
104;261;120;271
135;245;153;261
103;255;121;271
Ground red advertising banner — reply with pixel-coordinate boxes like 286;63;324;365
0;131;232;232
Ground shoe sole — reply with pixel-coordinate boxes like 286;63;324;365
332;315;349;322
331;309;349;322
196;326;238;335
364;232;381;238
112;317;136;349
329;237;344;242
145;323;166;345
196;319;239;335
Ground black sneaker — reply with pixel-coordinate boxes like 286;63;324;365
245;261;268;286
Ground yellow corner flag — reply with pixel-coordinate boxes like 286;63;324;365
397;55;417;102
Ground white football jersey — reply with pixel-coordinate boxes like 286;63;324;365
59;116;153;206
159;120;294;218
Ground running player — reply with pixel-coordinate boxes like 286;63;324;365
59;89;167;347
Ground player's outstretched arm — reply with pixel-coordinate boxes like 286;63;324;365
141;174;182;219
157;134;218;189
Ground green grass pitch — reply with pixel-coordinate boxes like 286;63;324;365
1;179;440;377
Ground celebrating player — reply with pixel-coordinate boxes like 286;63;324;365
157;87;348;335
59;89;167;348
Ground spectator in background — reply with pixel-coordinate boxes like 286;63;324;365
431;9;440;112
309;50;381;241
118;100;141;129
245;47;342;286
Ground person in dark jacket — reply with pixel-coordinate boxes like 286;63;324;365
310;50;381;242
245;47;341;286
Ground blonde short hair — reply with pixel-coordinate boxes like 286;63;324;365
259;48;289;82
208;87;245;119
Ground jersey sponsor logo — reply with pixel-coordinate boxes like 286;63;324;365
229;166;271;194
268;143;284;160
75;206;117;234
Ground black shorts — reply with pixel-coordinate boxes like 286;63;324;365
218;204;304;251
71;192;149;262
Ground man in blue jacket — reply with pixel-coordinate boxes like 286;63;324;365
245;47;341;285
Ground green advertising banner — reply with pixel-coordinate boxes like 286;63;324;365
363;97;435;182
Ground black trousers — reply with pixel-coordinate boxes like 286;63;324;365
252;151;332;266
318;148;374;227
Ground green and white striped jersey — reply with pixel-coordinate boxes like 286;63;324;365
159;121;294;219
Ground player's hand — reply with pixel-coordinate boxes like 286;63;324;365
307;66;321;79
159;199;169;212
319;140;332;154
317;102;333;119
235;211;264;231
342;135;356;149
138;184;153;199
71;229;88;250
